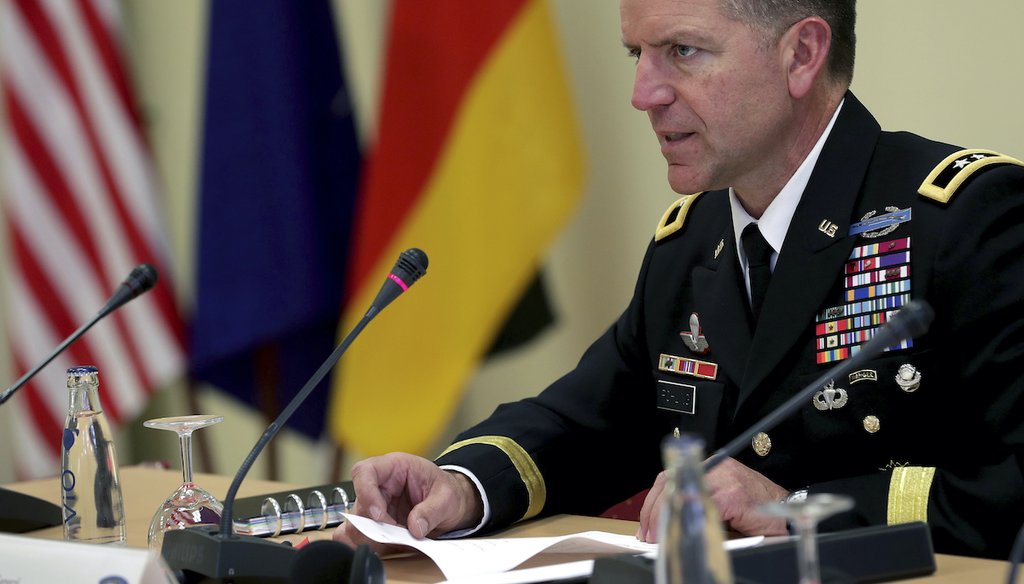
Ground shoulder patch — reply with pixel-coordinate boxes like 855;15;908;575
918;148;1024;204
655;193;704;242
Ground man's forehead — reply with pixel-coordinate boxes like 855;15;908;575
620;0;730;44
620;0;726;20
620;0;729;31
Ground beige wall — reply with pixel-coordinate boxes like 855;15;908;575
2;1;1023;485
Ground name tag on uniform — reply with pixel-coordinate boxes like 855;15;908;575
657;380;696;415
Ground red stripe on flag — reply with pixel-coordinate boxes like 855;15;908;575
77;0;145;132
4;87;105;275
349;0;528;293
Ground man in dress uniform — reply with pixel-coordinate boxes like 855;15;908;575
335;0;1024;558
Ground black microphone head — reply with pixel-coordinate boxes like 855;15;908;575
125;263;159;298
368;248;429;314
99;263;159;316
392;248;428;288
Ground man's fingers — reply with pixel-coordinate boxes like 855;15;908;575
405;472;481;538
333;520;409;557
638;471;668;543
350;461;386;516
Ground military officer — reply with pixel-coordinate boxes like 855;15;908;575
335;0;1024;559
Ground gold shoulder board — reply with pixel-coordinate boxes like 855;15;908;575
918;148;1024;204
655;193;704;242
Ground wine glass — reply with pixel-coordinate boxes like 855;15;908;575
144;414;225;551
759;493;854;584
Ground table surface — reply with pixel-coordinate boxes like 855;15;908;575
5;466;1018;583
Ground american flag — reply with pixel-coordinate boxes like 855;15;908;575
1;0;184;478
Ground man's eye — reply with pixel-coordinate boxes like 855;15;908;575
627;47;641;62
675;45;698;58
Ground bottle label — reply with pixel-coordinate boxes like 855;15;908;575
61;428;80;529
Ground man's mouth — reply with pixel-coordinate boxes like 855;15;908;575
663;132;693;143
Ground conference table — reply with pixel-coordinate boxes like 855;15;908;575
4;466;1018;583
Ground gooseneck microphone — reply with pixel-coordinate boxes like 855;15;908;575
0;264;159;534
704;299;934;471
0;263;159;407
161;248;428;583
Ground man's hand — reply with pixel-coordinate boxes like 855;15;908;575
636;457;788;542
704;457;788;536
333;452;483;552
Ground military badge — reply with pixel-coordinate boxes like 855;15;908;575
848;206;911;238
848;369;878;384
895;364;922;392
813;380;849;411
680;313;710;354
818;219;839;238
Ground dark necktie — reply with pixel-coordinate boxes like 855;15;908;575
741;222;773;324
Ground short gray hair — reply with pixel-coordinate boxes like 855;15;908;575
722;0;856;84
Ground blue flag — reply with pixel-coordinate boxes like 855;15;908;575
191;0;360;437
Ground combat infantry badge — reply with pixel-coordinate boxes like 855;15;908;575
680;312;710;354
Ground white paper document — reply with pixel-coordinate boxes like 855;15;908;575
342;513;763;583
343;513;655;580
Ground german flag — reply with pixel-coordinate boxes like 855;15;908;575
329;0;584;456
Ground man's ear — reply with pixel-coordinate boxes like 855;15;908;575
782;16;832;99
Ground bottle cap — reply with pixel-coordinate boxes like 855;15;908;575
66;366;99;387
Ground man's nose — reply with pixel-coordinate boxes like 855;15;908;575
631;56;674;111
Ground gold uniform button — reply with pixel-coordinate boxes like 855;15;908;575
752;432;772;456
863;415;881;434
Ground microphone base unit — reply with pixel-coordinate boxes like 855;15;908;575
0;487;62;533
161;525;296;584
591;522;936;584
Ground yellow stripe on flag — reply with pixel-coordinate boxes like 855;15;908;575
329;0;583;456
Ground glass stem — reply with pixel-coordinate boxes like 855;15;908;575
179;431;194;484
795;517;821;584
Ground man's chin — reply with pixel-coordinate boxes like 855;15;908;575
666;168;707;196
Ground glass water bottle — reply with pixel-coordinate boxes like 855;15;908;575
60;366;127;544
656;434;733;584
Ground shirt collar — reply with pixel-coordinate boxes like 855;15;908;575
730;98;845;270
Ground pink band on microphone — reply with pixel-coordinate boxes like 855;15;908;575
388;273;409;291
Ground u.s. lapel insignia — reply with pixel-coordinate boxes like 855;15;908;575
895;364;922;392
680;313;710;354
849;206;911;239
714;239;724;259
818;219;839;238
813;380;849;411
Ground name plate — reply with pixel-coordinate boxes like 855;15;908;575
0;533;174;583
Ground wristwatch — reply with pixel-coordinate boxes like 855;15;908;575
784;489;808;504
